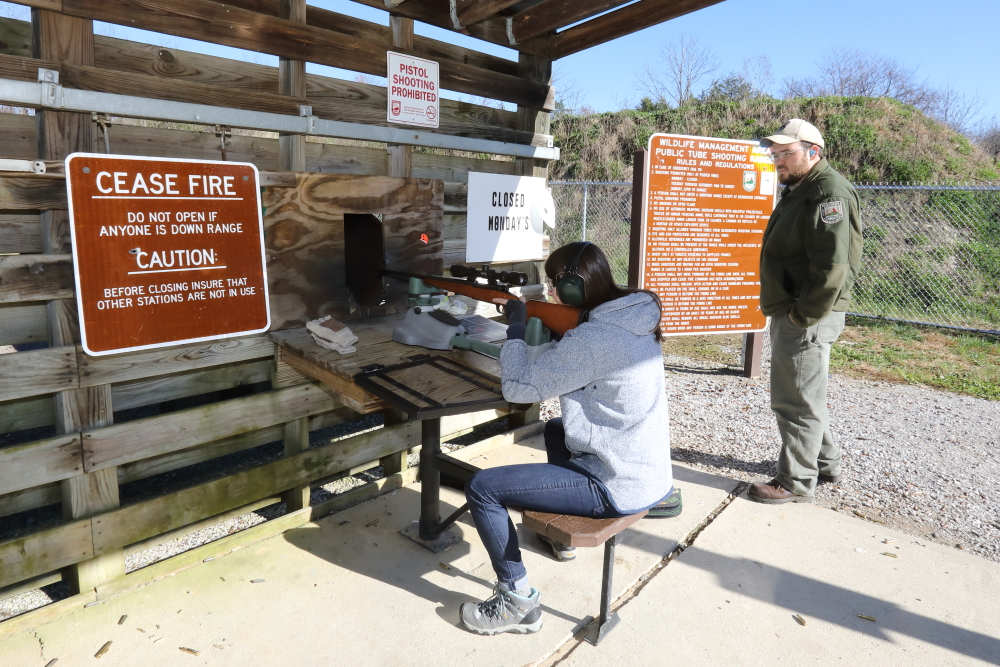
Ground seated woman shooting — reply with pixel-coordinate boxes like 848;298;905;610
459;241;675;636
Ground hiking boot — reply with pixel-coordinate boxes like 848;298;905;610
538;533;576;561
460;585;543;636
747;478;812;504
818;472;842;484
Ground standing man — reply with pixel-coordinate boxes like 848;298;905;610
749;119;863;504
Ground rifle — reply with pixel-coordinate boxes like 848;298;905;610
382;265;585;336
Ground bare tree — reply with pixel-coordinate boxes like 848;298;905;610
782;48;931;106
636;33;718;107
924;82;985;135
741;54;773;95
975;115;1000;165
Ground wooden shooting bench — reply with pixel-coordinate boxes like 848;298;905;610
523;508;649;645
270;314;520;551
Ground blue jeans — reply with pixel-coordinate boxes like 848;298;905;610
465;419;628;587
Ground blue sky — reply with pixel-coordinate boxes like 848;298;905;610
3;0;996;128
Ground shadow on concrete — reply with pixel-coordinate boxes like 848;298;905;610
678;545;1000;664
671;448;776;478
281;488;585;631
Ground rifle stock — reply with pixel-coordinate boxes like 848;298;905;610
382;269;584;336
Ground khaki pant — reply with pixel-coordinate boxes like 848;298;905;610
769;310;846;496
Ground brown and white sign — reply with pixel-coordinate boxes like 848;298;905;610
387;51;440;128
65;153;269;356
639;133;776;335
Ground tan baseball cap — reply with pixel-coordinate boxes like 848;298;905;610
761;119;825;149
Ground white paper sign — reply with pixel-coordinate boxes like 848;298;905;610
387;51;439;128
466;172;550;263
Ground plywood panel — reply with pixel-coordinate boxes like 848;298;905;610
262;173;443;328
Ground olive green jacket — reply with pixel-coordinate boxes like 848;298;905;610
759;159;863;328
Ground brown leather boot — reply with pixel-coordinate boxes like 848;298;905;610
747;479;812;504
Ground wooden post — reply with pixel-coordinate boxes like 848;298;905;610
515;54;552;179
513;53;551;420
282;416;311;511
627;148;648;288
278;0;307;172
380;407;408;476
379;15;416;476
34;8;124;594
507;403;540;430
385;15;414;178
742;331;764;378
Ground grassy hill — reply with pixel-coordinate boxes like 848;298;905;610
550;96;1000;184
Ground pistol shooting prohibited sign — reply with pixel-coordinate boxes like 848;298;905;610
640;133;776;335
65;153;270;356
387;51;440;129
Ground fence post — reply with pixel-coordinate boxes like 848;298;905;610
581;183;589;241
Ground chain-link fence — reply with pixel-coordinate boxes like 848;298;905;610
551;181;1000;333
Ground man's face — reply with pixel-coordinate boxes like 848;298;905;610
771;142;813;186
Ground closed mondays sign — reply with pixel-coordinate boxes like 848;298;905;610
465;172;551;263
65;154;270;356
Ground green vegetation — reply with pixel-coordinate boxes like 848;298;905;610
660;317;1000;401
831;317;1000;400
551;96;999;183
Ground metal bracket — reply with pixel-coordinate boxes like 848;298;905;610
506;17;518;45
299;104;316;134
0;159;46;174
38;68;62;108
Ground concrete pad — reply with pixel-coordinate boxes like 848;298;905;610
0;436;737;666
560;494;1000;667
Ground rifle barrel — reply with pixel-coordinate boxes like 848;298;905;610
382;269;583;336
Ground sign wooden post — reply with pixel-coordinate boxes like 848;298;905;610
630;134;776;374
66;154;270;356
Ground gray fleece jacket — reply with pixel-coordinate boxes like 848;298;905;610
499;292;673;512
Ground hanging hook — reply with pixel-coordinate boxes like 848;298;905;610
214;124;231;161
92;113;111;153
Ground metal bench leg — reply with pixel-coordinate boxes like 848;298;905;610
586;533;621;646
400;417;461;553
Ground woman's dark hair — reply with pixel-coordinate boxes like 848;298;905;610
545;242;663;342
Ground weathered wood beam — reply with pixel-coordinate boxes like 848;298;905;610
552;0;727;59
278;0;306;171
0;175;68;209
90;419;419;553
59;0;554;109
455;0;523;28
82;383;344;472
0;253;74;303
0;434;83;495
0;519;93;590
349;0;557;58
509;0;628;44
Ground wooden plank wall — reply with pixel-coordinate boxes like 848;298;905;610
0;0;549;603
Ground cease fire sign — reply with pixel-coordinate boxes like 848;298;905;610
65;154;270;356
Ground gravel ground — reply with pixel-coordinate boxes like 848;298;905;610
664;355;1000;564
544;354;1000;564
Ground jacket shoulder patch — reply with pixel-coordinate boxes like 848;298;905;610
819;200;844;224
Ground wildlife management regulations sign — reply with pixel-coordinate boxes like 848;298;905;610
65;154;270;356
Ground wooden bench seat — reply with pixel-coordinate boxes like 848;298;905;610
522;509;648;548
521;508;650;645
